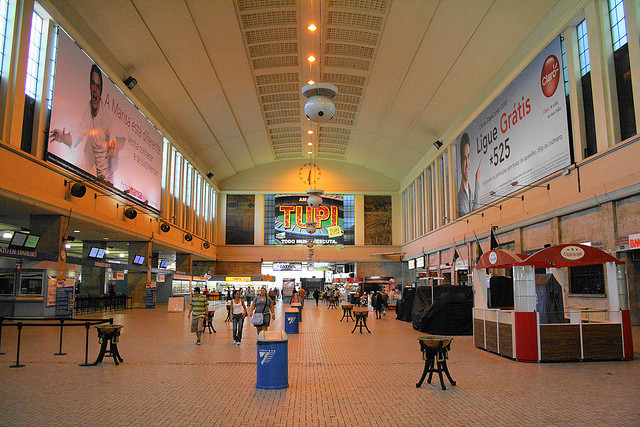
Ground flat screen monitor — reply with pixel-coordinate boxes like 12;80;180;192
23;235;40;249
159;260;169;268
96;248;106;259
9;232;28;247
88;247;100;258
133;255;145;265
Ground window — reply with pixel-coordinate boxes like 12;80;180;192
577;20;597;158
24;11;43;99
0;272;15;295
569;264;605;295
608;0;636;140
577;20;590;76
264;194;275;245
560;36;574;160
20;271;43;296
0;0;11;78
46;27;58;110
343;194;355;245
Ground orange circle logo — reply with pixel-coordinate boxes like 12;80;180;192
541;55;560;97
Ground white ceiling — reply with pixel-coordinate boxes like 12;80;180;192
44;0;578;192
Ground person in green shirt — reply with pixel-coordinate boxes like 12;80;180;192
188;287;208;345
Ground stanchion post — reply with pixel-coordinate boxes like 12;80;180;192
0;316;5;355
10;322;25;368
79;321;92;367
54;319;66;356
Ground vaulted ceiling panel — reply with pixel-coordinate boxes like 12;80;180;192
54;0;581;189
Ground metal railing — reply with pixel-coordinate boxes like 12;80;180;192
0;317;113;367
74;295;132;314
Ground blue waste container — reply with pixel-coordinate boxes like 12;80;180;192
256;330;288;389
292;302;302;322
284;308;299;334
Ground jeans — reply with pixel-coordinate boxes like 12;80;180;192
232;314;245;342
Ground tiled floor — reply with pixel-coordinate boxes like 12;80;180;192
0;300;638;427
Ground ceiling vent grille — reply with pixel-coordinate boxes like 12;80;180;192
329;0;388;14
241;11;297;29
253;55;298;69
327;11;383;30
245;27;297;44
325;43;374;59
258;83;299;94
249;42;298;57
256;73;298;85
325;56;370;71
238;0;296;12
326;28;378;45
261;92;299;103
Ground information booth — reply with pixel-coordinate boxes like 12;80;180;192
473;245;633;362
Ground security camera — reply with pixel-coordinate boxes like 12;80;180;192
301;83;338;124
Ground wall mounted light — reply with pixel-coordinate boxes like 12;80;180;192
184;233;193;242
124;207;138;219
203;241;210;249
124;76;137;89
433;140;443;149
160;223;171;233
206;172;214;179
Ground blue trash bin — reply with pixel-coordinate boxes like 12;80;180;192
284;308;299;334
256;330;288;389
292;302;302;322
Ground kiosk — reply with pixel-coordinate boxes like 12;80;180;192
472;245;633;362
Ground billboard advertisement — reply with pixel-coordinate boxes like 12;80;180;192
455;36;570;217
48;30;163;210
274;194;353;245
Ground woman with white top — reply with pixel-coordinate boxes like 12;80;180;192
231;290;248;345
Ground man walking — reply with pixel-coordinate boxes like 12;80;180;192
188;286;207;345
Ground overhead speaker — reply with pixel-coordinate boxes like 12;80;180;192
160;223;171;233
69;182;87;198
124;76;137;89
124;207;137;219
184;233;193;242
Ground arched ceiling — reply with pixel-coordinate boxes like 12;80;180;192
44;0;581;191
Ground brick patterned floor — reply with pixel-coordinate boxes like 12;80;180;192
0;301;638;426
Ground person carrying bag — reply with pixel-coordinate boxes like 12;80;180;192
249;287;275;334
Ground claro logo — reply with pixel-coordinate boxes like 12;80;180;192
541;55;560;98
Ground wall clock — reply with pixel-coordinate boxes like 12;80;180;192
299;163;321;185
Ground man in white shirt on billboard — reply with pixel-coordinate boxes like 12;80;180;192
457;133;482;216
50;64;118;183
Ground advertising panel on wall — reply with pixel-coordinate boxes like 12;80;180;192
274;194;352;245
47;30;163;211
455;36;570;217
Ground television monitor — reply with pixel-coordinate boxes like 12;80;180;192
88;247;100;258
23;235;40;249
96;248;106;259
159;260;169;268
9;232;28;247
408;259;416;270
133;255;145;265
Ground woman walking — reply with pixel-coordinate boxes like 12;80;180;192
250;287;275;335
231;290;248;345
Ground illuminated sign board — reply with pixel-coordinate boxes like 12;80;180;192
275;194;352;245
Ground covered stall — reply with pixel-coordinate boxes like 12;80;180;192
473;244;633;362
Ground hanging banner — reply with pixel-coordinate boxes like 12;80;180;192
48;30;163;211
274;194;352;245
455;36;570;217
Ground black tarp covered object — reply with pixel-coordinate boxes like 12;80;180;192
536;274;565;324
396;287;415;322
410;285;473;335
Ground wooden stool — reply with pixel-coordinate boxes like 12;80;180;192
340;304;354;322
415;336;455;390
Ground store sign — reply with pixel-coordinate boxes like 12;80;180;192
455;36;570;217
273;262;302;271
629;233;640;250
225;277;251;282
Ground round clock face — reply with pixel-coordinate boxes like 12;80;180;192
299;163;321;185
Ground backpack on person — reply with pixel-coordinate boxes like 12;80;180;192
371;293;378;307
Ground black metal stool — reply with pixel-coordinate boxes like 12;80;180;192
351;308;370;334
416;336;455;390
340;304;354;321
92;325;124;366
328;298;338;309
204;311;216;333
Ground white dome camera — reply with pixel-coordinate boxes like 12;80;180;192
302;83;338;124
